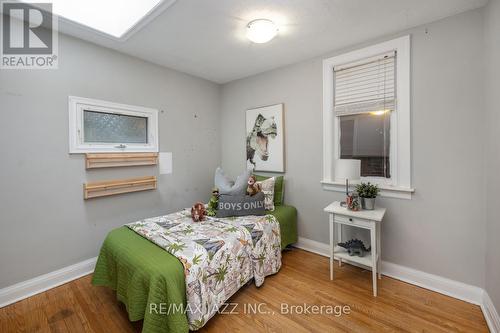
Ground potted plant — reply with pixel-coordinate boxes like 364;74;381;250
355;182;379;210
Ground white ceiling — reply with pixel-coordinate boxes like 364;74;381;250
57;0;488;83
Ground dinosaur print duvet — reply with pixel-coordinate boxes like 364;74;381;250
127;209;282;330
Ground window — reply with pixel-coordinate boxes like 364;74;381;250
335;52;394;179
322;36;413;199
69;96;158;153
339;113;391;178
22;0;177;40
83;111;148;144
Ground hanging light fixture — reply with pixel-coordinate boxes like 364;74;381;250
246;19;278;43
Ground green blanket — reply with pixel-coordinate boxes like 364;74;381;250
92;227;189;333
268;205;298;249
92;206;297;333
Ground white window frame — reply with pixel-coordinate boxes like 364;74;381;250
321;36;414;199
68;96;159;153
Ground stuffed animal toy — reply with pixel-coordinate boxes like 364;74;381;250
206;188;219;217
246;175;261;196
191;202;206;222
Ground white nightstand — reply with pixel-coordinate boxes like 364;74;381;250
324;201;386;296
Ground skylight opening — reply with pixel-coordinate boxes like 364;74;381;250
21;0;166;39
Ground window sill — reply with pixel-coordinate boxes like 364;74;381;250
321;180;414;200
69;147;159;154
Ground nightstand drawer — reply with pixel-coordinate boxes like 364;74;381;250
334;215;371;228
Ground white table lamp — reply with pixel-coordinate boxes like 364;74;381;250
334;159;361;195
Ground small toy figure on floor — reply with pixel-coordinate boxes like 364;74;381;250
246;175;261;196
338;239;371;257
206;188;219;217
191;202;206;222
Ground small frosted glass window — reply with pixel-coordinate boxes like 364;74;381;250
83;110;148;144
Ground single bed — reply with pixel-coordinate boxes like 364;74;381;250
92;205;297;333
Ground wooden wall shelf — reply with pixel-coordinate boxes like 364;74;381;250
84;176;157;199
85;153;158;169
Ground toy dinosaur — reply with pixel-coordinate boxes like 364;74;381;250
338;239;371;257
206;188;219;217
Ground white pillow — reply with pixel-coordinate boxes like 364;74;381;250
256;177;275;211
214;167;252;196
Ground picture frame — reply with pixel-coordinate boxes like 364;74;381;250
245;103;284;172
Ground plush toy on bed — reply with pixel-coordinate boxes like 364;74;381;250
206;188;219;217
246;175;261;196
191;202;206;222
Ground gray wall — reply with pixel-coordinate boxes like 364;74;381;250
220;9;486;286
0;34;221;288
484;0;500;311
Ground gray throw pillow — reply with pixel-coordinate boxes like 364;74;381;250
214;167;252;196
216;192;265;218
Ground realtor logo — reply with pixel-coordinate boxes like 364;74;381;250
1;1;58;69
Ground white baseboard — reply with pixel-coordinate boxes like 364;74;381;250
0;257;97;308
295;236;498;329
381;261;483;305
295;237;331;257
482;290;500;333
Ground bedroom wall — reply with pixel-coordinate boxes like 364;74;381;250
220;9;486;287
484;0;500;311
0;33;221;288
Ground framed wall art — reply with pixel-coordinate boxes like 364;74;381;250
246;103;284;172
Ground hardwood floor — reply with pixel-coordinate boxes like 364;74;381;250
0;249;488;333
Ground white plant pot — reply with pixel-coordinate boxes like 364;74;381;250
361;197;376;210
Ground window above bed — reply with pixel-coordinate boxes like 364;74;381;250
68;96;159;153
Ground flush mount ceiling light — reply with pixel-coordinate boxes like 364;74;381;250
19;0;176;40
246;19;278;44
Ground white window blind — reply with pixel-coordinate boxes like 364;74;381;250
334;51;396;116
